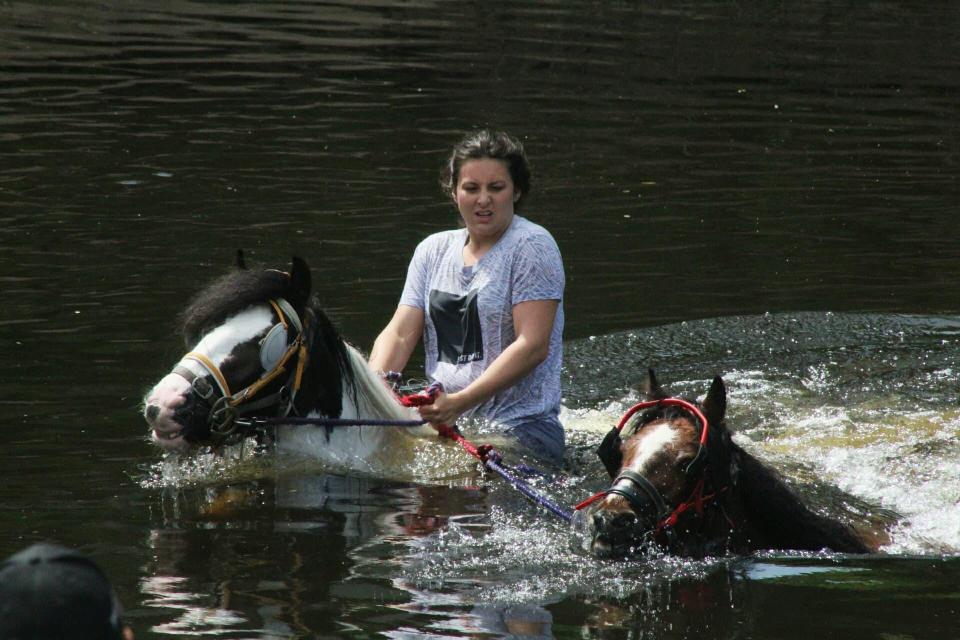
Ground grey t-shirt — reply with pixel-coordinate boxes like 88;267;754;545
399;215;565;425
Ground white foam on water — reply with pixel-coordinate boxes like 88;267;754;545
729;368;960;555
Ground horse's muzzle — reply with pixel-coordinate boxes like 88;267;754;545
143;372;207;451
170;392;214;444
588;508;656;558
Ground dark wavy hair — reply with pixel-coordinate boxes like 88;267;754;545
440;129;532;210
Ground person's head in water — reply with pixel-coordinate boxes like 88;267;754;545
0;542;134;640
440;129;532;211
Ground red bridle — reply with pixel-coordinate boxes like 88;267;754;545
613;398;709;444
575;398;716;538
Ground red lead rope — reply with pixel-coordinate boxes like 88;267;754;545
399;383;488;462
399;383;575;521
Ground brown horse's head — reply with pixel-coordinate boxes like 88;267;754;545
584;371;728;558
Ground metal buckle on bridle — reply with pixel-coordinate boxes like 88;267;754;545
209;396;239;444
191;376;216;403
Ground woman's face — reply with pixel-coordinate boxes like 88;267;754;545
454;158;520;246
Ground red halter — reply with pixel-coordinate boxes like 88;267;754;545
614;398;709;445
574;398;711;524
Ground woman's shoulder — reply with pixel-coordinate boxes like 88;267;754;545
409;228;464;268
414;228;463;252
510;216;561;254
512;215;556;239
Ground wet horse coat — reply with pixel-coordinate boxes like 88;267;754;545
586;371;876;558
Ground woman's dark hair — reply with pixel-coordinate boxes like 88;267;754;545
440;129;532;210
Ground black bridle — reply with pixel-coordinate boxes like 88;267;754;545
604;469;672;523
171;298;312;447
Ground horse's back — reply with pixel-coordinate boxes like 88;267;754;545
735;450;876;554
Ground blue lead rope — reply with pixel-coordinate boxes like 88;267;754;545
483;453;574;523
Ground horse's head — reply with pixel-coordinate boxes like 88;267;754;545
143;254;346;451
584;370;729;558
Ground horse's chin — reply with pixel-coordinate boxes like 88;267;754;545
591;535;660;559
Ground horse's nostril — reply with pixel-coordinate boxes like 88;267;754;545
145;404;160;421
613;512;638;529
593;512;608;529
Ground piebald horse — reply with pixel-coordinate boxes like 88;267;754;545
142;255;437;473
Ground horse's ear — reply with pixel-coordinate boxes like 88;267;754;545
643;368;668;400
289;256;312;305
236;249;248;270
703;375;727;426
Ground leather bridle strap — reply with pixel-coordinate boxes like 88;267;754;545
177;351;232;398
269;298;303;335
231;336;301;405
172;298;306;413
607;469;671;520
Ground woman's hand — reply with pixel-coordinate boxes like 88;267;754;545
416;299;559;430
417;390;467;429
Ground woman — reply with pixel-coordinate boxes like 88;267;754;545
369;129;566;463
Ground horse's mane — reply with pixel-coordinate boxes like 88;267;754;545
341;346;417;421
180;268;292;344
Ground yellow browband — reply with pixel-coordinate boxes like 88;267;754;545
183;351;232;398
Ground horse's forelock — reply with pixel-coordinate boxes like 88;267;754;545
180;269;293;345
626;403;698;438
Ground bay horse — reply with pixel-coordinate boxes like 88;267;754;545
582;371;878;558
142;254;436;470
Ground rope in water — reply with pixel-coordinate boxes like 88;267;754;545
399;383;574;522
241;383;574;523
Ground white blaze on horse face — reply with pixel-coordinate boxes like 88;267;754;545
192;305;274;366
625;422;678;476
144;305;275;449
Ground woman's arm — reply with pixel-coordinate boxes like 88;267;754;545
368;304;425;374
417;298;559;426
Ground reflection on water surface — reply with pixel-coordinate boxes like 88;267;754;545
1;1;959;638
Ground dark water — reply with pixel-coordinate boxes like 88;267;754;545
1;2;958;638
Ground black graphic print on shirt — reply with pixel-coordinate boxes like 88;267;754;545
429;289;484;365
